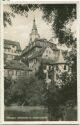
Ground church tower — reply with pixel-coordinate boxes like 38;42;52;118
30;18;40;43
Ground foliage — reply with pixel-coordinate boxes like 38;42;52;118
41;4;77;120
3;11;15;27
4;4;77;120
10;4;38;14
41;4;76;46
9;75;46;106
35;63;45;80
4;77;12;105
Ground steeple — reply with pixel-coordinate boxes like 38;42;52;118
30;18;40;43
32;18;37;31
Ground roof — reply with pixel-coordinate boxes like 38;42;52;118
28;46;66;64
56;50;66;64
4;60;31;71
21;37;66;64
22;38;58;56
28;46;46;60
4;39;21;51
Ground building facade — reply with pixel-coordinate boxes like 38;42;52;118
4;39;21;61
4;60;31;80
21;19;68;82
4;40;31;80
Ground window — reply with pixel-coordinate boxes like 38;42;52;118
34;59;36;64
12;70;14;75
16;71;17;76
8;49;10;52
56;66;58;71
36;48;39;51
46;50;48;53
12;49;14;53
46;54;48;57
64;65;66;70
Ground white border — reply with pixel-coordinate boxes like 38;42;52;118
1;0;79;124
77;0;80;124
1;2;4;125
1;0;79;4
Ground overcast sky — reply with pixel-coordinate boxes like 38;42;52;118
4;5;77;50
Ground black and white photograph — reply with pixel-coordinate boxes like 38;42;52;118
3;3;77;121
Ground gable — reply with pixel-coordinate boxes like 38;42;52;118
42;46;56;60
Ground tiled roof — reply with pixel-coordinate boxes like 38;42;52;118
4;60;31;71
4;39;21;51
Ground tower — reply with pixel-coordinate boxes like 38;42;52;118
30;18;40;43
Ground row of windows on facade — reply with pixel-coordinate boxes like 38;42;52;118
6;55;16;60
42;65;67;71
5;54;20;60
4;69;29;77
29;60;67;72
4;48;20;54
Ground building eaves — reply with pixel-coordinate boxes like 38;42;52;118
4;39;22;51
4;60;31;71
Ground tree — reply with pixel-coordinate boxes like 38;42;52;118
35;63;45;80
10;75;46;106
4;77;12;105
41;4;77;120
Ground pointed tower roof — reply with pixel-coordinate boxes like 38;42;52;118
57;49;65;64
30;18;40;43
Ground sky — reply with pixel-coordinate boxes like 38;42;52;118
4;5;77;50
